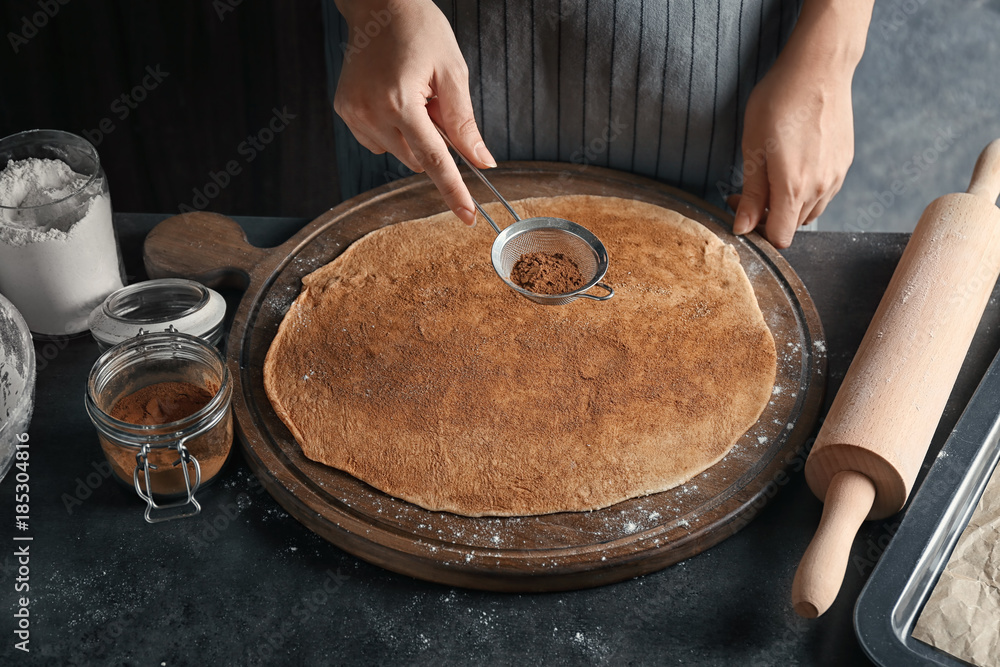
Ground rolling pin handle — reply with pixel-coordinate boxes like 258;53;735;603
792;470;877;618
967;138;1000;204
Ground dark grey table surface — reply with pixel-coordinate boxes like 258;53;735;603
3;215;998;666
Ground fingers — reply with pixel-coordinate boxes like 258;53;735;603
804;179;841;226
348;122;425;178
734;155;770;236
803;191;834;226
398;109;478;226
764;177;838;245
330;0;483;226
373;127;423;174
734;144;843;247
427;68;496;169
337;91;478;226
726;193;741;213
762;187;800;249
735;186;832;246
351;127;387;157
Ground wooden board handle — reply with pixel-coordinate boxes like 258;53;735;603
143;211;268;289
968;138;1000;203
792;470;876;618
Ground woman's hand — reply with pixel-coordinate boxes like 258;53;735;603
730;0;873;248
333;0;494;226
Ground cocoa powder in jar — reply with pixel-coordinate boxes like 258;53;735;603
110;381;212;425
102;380;232;497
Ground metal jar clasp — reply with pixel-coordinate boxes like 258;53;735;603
133;439;203;523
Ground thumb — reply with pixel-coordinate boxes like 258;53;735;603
734;153;769;235
428;68;496;169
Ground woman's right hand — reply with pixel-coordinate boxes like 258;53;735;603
333;0;494;226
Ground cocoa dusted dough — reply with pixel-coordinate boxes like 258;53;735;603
264;195;777;517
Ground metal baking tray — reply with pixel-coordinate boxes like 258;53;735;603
855;346;1000;665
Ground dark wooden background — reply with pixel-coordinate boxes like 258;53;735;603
0;0;340;218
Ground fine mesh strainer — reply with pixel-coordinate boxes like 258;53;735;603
437;128;614;306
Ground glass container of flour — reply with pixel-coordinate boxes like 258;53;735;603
0;130;125;337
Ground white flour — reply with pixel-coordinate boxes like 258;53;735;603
0;158;124;335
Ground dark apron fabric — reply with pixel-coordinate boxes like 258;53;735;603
323;0;801;207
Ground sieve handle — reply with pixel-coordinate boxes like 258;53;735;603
433;123;521;231
471;200;502;235
576;283;615;301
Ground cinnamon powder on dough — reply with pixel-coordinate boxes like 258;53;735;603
264;195;777;517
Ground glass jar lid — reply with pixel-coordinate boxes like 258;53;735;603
89;278;225;350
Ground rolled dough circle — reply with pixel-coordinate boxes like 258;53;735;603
264;195;776;516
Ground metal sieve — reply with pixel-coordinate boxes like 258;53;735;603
436;128;614;306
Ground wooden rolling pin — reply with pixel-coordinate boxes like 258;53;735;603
792;139;1000;618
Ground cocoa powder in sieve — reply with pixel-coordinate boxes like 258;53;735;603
510;251;584;295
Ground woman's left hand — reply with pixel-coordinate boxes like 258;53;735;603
729;0;873;249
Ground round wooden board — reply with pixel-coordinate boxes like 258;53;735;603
144;163;826;591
